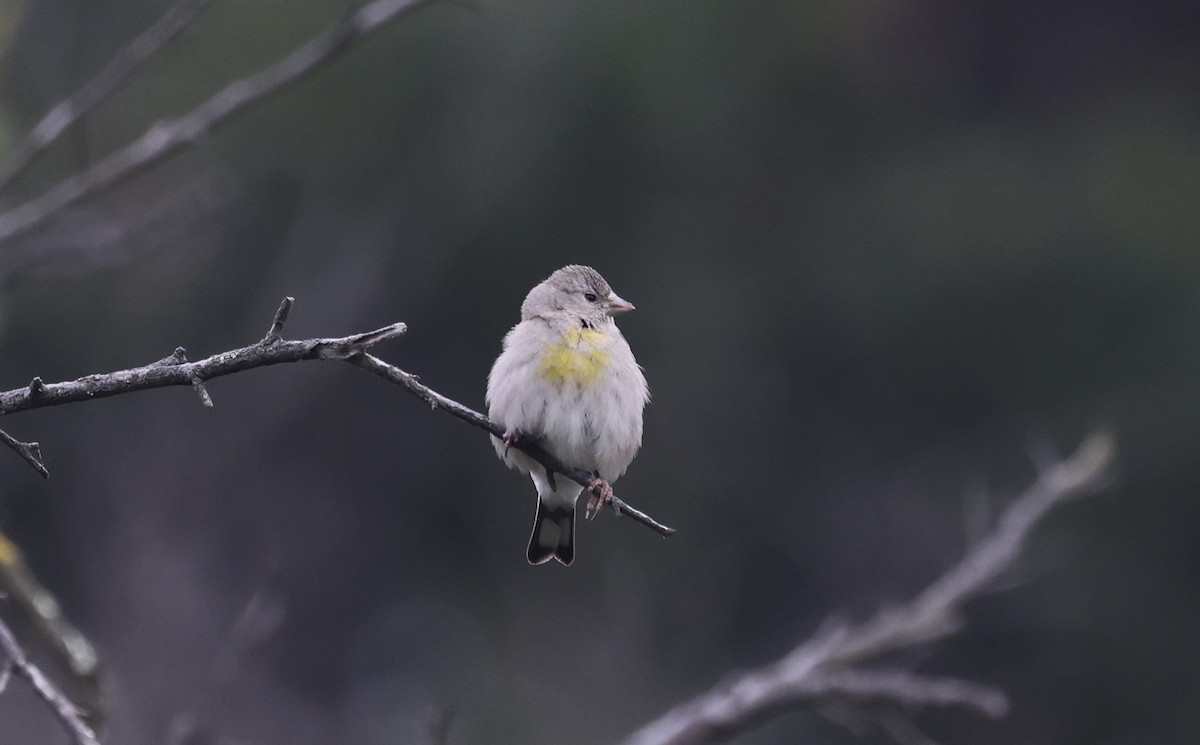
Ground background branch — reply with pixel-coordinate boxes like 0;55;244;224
0;0;216;190
0;615;100;745
0;530;102;720
618;432;1114;745
0;297;674;536
0;0;437;246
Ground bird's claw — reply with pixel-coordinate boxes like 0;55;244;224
502;428;524;456
585;475;614;520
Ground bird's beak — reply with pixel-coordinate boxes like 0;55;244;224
605;292;636;315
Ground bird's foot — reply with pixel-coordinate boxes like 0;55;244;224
585;473;614;520
502;428;528;456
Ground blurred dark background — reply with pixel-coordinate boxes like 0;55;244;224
0;0;1198;743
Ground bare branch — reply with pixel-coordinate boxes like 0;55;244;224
0;320;409;422
618;433;1114;745
0;615;100;745
0;0;438;246
802;668;1008;718
0;298;675;537
0;427;47;478
0;0;216;190
824;431;1114;665
351;354;676;537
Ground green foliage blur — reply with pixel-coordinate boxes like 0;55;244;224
0;1;1198;743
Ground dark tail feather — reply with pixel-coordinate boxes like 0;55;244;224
527;500;575;566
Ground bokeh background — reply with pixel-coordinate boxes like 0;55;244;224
0;0;1198;743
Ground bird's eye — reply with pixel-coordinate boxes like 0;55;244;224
584;292;597;302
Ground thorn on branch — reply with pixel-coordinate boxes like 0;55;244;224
315;322;408;360
349;322;407;349
262;296;294;345
0;428;49;478
152;347;189;367
190;376;213;408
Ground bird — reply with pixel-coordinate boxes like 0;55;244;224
486;265;649;565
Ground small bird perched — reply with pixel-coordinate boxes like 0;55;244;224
487;265;649;565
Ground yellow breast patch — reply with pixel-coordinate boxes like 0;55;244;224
539;327;608;385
